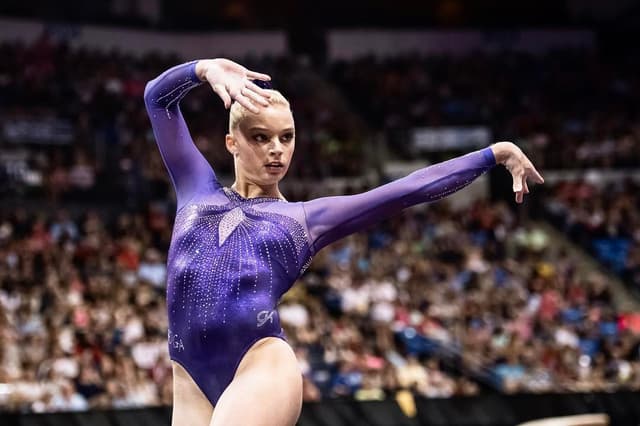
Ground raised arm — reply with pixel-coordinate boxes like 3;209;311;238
144;59;272;209
302;143;544;253
144;61;215;209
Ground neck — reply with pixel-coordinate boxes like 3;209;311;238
231;179;283;200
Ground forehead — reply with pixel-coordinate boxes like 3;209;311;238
238;105;294;133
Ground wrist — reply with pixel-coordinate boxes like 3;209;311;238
490;142;512;165
194;59;214;81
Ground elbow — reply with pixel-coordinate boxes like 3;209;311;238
143;80;158;109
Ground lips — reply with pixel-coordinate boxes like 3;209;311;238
265;162;284;173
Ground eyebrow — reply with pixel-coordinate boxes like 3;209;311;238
248;127;295;132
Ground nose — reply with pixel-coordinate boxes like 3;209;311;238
269;137;284;156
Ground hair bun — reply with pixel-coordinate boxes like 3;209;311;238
251;79;273;90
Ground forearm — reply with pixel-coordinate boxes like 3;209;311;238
143;61;217;208
144;61;202;111
401;147;497;203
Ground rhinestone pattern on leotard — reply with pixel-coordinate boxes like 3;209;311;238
167;188;311;338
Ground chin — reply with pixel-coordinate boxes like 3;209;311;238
259;175;285;186
271;174;286;184
266;170;288;182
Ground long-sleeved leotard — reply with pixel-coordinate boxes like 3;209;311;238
144;61;497;405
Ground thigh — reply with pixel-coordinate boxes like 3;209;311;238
171;361;214;426
210;337;303;426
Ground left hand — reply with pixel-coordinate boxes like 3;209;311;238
195;58;272;113
491;141;544;203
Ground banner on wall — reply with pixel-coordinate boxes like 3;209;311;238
0;18;595;60
411;126;491;152
0;17;287;58
3;117;74;145
328;30;595;60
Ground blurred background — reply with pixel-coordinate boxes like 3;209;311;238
0;1;639;425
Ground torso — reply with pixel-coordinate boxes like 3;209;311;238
166;187;312;346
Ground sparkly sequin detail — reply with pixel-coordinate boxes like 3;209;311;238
168;188;311;336
299;256;313;277
416;167;487;201
218;207;246;246
150;61;202;120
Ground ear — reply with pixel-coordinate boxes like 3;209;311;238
225;134;238;156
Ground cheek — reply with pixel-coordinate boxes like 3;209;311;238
238;148;261;170
286;143;295;157
245;145;265;162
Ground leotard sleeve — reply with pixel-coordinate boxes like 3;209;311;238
301;147;497;253
144;61;220;209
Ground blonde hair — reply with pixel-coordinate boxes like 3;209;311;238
228;89;291;133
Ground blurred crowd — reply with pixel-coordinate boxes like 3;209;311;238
2;198;639;412
1;33;640;414
2;37;640;210
0;35;363;208
331;50;640;167
287;200;640;398
546;177;640;293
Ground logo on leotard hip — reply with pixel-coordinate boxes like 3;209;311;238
168;330;185;352
257;310;276;327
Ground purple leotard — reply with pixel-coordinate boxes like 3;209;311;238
144;61;497;405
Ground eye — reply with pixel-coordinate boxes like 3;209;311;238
280;132;295;143
252;133;269;142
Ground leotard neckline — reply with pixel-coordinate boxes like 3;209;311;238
223;187;287;203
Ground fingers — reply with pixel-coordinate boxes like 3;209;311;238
516;175;529;204
246;80;273;99
520;154;544;184
241;86;270;107
512;171;523;203
512;171;523;193
231;79;273;113
513;172;537;203
211;83;232;109
205;62;271;112
217;84;263;113
246;70;271;81
530;166;545;184
507;151;545;203
234;93;260;114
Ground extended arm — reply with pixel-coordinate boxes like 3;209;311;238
144;61;217;209
303;147;496;253
302;142;544;253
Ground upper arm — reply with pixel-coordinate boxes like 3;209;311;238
302;182;419;253
144;61;219;209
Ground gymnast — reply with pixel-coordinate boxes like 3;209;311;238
144;58;544;426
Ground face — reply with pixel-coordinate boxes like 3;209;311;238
227;104;295;186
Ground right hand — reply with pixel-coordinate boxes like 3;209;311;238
195;59;272;113
491;141;544;204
